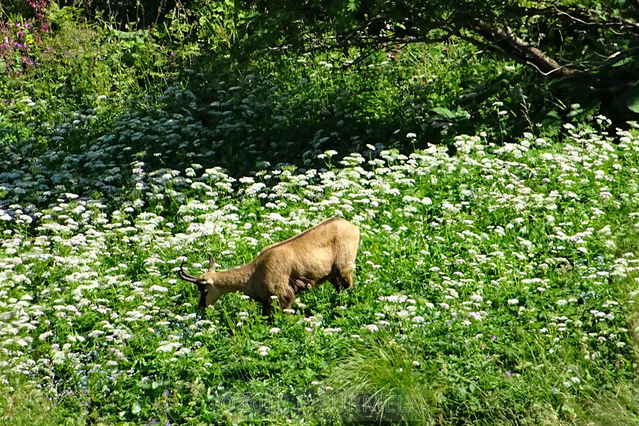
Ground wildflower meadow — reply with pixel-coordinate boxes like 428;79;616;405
1;1;639;424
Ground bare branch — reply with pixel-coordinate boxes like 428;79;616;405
594;46;639;69
469;19;581;79
517;4;639;36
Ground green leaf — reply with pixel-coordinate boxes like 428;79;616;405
612;57;632;68
431;107;456;119
627;90;639;114
542;110;561;124
131;401;141;414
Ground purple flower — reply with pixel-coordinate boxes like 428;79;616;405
505;371;511;376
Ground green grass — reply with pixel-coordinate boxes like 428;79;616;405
0;381;79;426
1;3;639;424
1;117;639;423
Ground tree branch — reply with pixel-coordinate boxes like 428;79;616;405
594;45;639;69
468;18;581;79
466;18;637;94
516;4;639;36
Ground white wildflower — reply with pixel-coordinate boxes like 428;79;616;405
257;345;270;356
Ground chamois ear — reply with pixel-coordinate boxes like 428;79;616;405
208;255;216;272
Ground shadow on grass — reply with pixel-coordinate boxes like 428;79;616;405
0;45;537;224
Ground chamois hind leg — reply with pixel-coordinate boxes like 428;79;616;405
330;266;354;292
278;287;295;312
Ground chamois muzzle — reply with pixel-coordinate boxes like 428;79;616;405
177;261;202;284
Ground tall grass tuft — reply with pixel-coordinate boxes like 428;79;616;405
316;343;439;423
0;382;80;426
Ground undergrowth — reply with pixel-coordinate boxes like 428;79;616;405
1;1;638;424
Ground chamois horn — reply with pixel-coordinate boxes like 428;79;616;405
177;261;201;284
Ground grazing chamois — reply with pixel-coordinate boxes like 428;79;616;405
177;217;359;316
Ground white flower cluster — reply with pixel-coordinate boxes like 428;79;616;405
0;120;637;402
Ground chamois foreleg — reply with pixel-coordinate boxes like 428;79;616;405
261;300;273;317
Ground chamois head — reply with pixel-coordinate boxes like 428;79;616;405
177;255;222;309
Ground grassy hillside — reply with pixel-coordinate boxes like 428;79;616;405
2;104;639;422
1;2;639;424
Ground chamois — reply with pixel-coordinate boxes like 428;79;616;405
177;217;360;316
